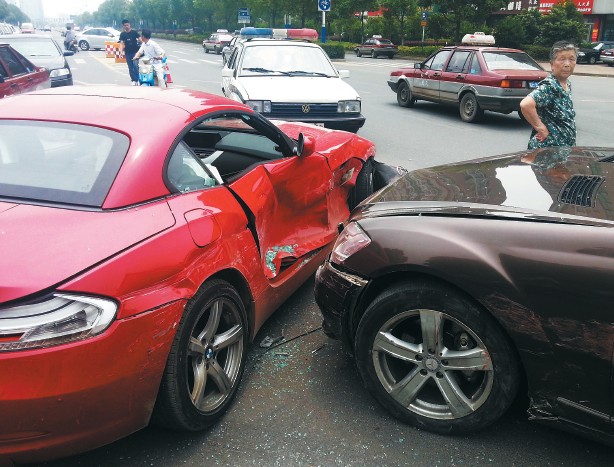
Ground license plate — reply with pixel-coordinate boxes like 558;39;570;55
315;122;325;127
529;81;538;89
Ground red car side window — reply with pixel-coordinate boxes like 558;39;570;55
0;61;8;78
0;47;26;76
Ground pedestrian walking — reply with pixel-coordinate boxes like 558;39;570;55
520;41;578;149
118;19;141;85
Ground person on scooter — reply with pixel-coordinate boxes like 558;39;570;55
63;26;76;52
133;30;166;87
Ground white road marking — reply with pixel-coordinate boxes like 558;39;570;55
74;58;87;64
178;58;198;64
198;59;219;64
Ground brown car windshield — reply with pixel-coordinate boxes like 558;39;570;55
482;51;542;71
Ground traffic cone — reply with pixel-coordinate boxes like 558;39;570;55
165;62;173;84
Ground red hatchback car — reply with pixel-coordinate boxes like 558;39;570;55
0;43;50;98
387;46;548;122
0;86;380;463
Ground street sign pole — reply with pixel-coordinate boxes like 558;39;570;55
322;11;326;43
317;0;330;43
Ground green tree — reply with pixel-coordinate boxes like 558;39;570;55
493;14;526;48
419;0;506;42
381;0;417;44
536;1;586;46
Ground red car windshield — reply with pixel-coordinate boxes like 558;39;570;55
482;51;542;71
0;121;129;207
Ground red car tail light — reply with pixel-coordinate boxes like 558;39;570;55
500;80;524;88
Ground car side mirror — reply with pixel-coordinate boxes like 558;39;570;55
108;33;113;37
64;50;74;56
295;133;316;157
414;63;423;69
222;67;233;76
338;70;350;78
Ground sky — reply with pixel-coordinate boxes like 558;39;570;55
41;0;106;17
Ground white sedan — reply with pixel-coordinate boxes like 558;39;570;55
222;39;365;133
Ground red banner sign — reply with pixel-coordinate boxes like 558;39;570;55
538;0;593;14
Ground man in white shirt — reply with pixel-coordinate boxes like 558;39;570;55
133;29;166;87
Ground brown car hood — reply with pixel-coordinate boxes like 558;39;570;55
361;146;614;225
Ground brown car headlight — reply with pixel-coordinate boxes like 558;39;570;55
331;221;371;264
0;294;117;352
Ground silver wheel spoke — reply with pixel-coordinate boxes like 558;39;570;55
201;299;223;342
373;330;421;363
188;336;205;357
390;367;429;407
213;324;243;351
190;359;207;406
436;372;473;418
420;310;443;353
443;347;493;371
208;360;232;395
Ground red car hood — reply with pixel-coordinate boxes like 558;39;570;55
0;201;176;303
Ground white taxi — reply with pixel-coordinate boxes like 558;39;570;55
221;39;365;133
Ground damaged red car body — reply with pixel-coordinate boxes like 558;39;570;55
315;146;614;446
0;86;380;463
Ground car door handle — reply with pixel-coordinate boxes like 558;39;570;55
456;74;464;80
433;72;441;77
10;83;17;87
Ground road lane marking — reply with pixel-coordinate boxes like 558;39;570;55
198;59;218;64
74;58;87;64
178;58;198;64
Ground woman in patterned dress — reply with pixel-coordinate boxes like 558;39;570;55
520;41;578;149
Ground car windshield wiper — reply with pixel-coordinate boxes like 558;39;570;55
286;70;332;77
244;67;277;73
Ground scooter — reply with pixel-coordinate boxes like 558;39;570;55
64;39;79;54
134;57;168;87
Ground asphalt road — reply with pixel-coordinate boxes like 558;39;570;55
35;35;614;466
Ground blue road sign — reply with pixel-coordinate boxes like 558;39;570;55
318;0;331;12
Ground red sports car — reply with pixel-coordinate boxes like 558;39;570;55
0;86;380;463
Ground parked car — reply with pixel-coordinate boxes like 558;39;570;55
387;46;548;122
42;24;51;32
354;35;398;59
203;29;233;54
20;22;35;34
315;145;614;447
577;41;614;64
0;85;383;464
0;34;73;87
601;47;614;66
222;35;240;65
0;43;50;97
222;39;365;133
76;27;121;51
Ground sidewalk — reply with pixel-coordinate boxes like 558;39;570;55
538;61;614;78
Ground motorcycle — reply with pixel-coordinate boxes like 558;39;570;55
64;39;79;54
134;57;168;87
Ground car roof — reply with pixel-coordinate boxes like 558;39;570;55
0;86;253;133
243;39;320;47
0;33;55;40
437;45;527;53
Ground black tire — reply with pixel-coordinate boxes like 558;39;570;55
205;47;209;54
589;56;597;64
371;50;377;59
396;81;415;108
355;49;361;57
348;158;375;210
215;46;220;55
79;41;89;51
608;62;613;67
152;279;248;431
354;280;519;434
459;93;483;123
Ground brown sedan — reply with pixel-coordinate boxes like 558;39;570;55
0;43;50;98
315;146;614;446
